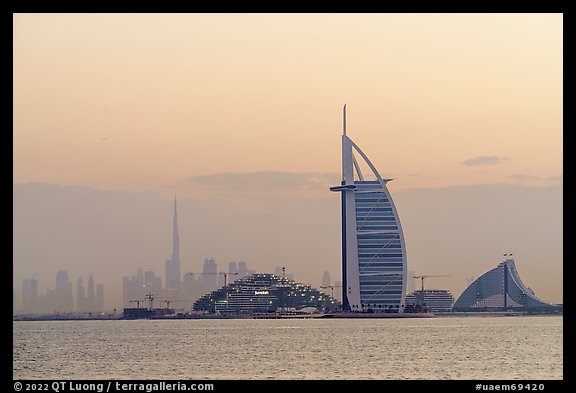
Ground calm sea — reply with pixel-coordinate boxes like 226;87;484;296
13;316;562;380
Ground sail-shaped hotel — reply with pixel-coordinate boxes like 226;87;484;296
330;106;407;312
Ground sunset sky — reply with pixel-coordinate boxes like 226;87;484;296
13;13;562;309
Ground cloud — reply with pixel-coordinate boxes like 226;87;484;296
187;171;340;192
461;156;510;166
507;174;563;187
547;174;563;185
508;174;540;181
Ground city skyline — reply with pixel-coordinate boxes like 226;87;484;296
13;185;562;312
20;272;104;314
13;14;562;310
16;256;290;314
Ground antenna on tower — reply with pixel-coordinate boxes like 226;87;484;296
343;104;347;135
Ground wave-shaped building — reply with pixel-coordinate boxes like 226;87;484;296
453;256;559;311
330;106;407;312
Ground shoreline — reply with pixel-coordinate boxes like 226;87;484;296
13;310;562;321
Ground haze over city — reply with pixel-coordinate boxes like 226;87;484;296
13;13;562;311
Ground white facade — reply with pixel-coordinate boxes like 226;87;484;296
331;106;407;312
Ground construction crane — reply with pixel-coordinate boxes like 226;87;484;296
412;275;449;292
129;300;142;309
160;299;184;310
412;275;449;307
144;292;159;309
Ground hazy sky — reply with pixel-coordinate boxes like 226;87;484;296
13;13;562;309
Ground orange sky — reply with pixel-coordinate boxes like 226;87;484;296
13;14;563;307
13;13;562;195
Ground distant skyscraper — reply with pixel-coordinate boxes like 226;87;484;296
95;284;104;312
237;261;247;279
123;269;143;308
229;262;238;276
181;272;197;308
333;280;342;302
274;266;284;278
165;196;181;292
22;278;39;314
144;271;163;293
55;271;73;312
330;106;407;312
76;277;86;311
322;271;332;288
87;273;95;312
202;257;218;288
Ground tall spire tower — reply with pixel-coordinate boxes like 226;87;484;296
165;195;181;291
172;195;180;267
331;105;407;312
